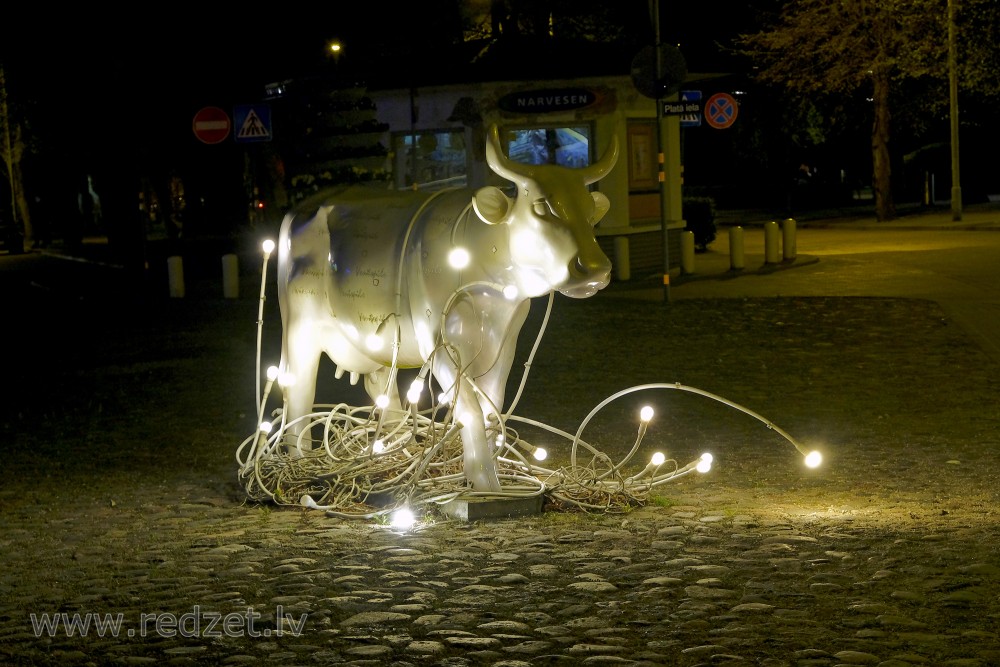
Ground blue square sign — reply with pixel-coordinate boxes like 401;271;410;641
234;104;272;143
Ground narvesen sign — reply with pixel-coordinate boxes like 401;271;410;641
498;88;596;114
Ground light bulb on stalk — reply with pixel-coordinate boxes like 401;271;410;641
262;239;275;256
651;451;665;466
407;379;424;404
390;507;416;530
640;406;654;423
696;452;713;474
448;247;470;269
805;451;823;468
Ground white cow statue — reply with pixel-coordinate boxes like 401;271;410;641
276;124;618;491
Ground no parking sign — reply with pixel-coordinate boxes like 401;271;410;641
704;93;739;129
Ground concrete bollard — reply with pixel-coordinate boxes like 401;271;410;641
680;230;695;275
764;221;780;264
222;254;240;299
167;256;185;298
782;218;797;260
613;236;630;281
729;226;745;270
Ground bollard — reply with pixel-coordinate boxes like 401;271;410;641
764;221;780;264
729;226;745;270
680;230;695;275
167;256;185;298
782;218;797;260
613;236;630;281
222;254;240;299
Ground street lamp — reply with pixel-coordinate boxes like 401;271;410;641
328;41;343;66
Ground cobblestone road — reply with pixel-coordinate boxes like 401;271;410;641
2;277;999;666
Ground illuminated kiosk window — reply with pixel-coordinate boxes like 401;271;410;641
504;125;592;168
392;129;468;190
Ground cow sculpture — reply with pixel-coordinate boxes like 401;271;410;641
276;124;618;492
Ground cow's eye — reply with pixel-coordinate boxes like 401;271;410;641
533;200;550;217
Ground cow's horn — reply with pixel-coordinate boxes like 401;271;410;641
582;131;619;185
485;124;527;184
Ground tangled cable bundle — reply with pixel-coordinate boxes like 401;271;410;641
237;241;822;523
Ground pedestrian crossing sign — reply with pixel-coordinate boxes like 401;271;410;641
234;104;272;143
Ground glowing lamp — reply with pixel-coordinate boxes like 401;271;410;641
262;239;275;256
407;379;424;404
651;451;665;466
533;447;547;461
365;333;384;351
375;394;390;409
448;247;471;269
805;451;823;468
259;421;272;433
640;406;654;422
696;452;713;474
390;507;416;530
266;365;280;381
502;285;519;300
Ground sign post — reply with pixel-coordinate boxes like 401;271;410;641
192;106;231;145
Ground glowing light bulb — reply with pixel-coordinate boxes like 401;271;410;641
640;406;654;422
278;372;296;388
372;439;385;454
696;452;713;474
437;392;451;405
407;379;424;404
262;239;275;256
375;394;390;409
390;507;416;530
259;421;272;433
365;333;384;351
448;247;470;269
266;366;279;381
651;451;665;466
502;284;519;300
533;447;547;461
805;451;823;468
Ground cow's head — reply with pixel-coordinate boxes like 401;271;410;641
472;125;618;298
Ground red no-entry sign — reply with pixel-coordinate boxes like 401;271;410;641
192;106;231;144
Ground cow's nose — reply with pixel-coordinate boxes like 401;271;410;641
570;254;612;282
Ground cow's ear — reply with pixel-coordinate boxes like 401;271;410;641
472;186;511;225
590;191;611;226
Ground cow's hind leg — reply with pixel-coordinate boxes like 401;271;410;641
364;366;403;413
280;322;323;456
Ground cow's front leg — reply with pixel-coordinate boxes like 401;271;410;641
432;356;502;492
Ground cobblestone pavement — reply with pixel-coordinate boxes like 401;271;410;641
2;271;999;665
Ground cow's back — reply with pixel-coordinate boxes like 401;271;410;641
278;185;475;368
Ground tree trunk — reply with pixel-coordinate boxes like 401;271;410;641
870;64;895;221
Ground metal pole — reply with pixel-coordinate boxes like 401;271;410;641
653;0;671;303
948;0;962;221
0;64;17;228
